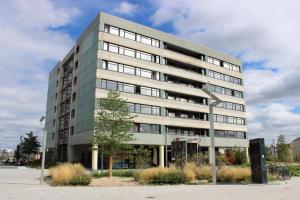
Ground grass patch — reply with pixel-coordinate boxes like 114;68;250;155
217;166;251;182
287;165;300;176
92;169;135;178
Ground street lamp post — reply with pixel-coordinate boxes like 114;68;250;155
40;116;47;184
202;83;222;185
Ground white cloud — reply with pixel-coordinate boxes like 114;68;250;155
150;0;300;143
0;0;80;149
113;1;138;16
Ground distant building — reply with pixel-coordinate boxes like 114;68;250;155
291;137;300;161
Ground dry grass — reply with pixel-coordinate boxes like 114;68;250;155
218;166;251;182
134;167;187;184
48;163;85;184
183;163;197;182
196;165;212;180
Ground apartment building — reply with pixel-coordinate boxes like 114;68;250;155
45;12;248;169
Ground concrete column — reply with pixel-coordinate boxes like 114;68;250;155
208;146;212;164
92;145;98;171
245;147;249;162
67;145;74;163
159;145;164;168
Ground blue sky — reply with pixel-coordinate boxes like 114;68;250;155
0;0;300;149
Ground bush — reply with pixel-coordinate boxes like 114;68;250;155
217;166;251;182
69;175;91;186
134;167;187;184
48;163;85;185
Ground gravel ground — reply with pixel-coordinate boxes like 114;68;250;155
0;167;299;200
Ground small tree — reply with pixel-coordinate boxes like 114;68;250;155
14;144;21;163
93;91;134;177
235;150;248;165
132;146;152;169
264;146;272;161
277;135;289;162
22;131;41;161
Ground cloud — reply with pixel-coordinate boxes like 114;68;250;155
0;0;80;149
150;0;300;143
113;1;138;16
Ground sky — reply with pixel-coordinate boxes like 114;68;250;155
0;0;299;149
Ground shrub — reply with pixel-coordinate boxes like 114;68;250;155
48;163;85;185
217;166;251;182
183;163;197;182
69;175;91;186
134;167;187;184
196;165;212;180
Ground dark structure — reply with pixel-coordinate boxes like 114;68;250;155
249;138;268;184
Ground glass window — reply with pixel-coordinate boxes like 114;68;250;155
152;106;160;115
123;84;134;93
104;25;109;33
208;57;213;63
123;65;135;75
235;104;243;111
141;87;152;96
140;52;152;62
124;31;135;40
117;83;123;91
107;62;118;71
223;62;230;69
152;88;160;97
140;69;152;78
168;112;176;117
213;59;220;66
136;34;141;42
227;117;235;124
108;44;118;53
135;104;141;113
109;26;119;35
140;124;151;132
103;42;108;51
141;105;152;114
124;48;135;57
127;103;135;112
119;46;124;54
225;89;232;96
224;75;231;82
141;36;152;45
106;80;117;90
234;91;242;98
102;60;107;69
120;29;125;37
101;80;107;89
152;125;160;134
226;102;233;110
152;39;159;47
118;64;124;73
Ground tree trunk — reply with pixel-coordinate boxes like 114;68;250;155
109;155;113;178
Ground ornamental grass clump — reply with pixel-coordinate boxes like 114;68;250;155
217;166;251;182
48;163;89;185
183;163;197;182
134;167;187;184
196;165;212;180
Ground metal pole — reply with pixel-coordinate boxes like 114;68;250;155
209;103;217;184
40;128;47;184
185;140;188;163
101;151;104;173
165;129;168;167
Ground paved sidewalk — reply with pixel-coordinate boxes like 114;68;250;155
1;167;299;200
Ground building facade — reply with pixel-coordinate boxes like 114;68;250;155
45;12;248;169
